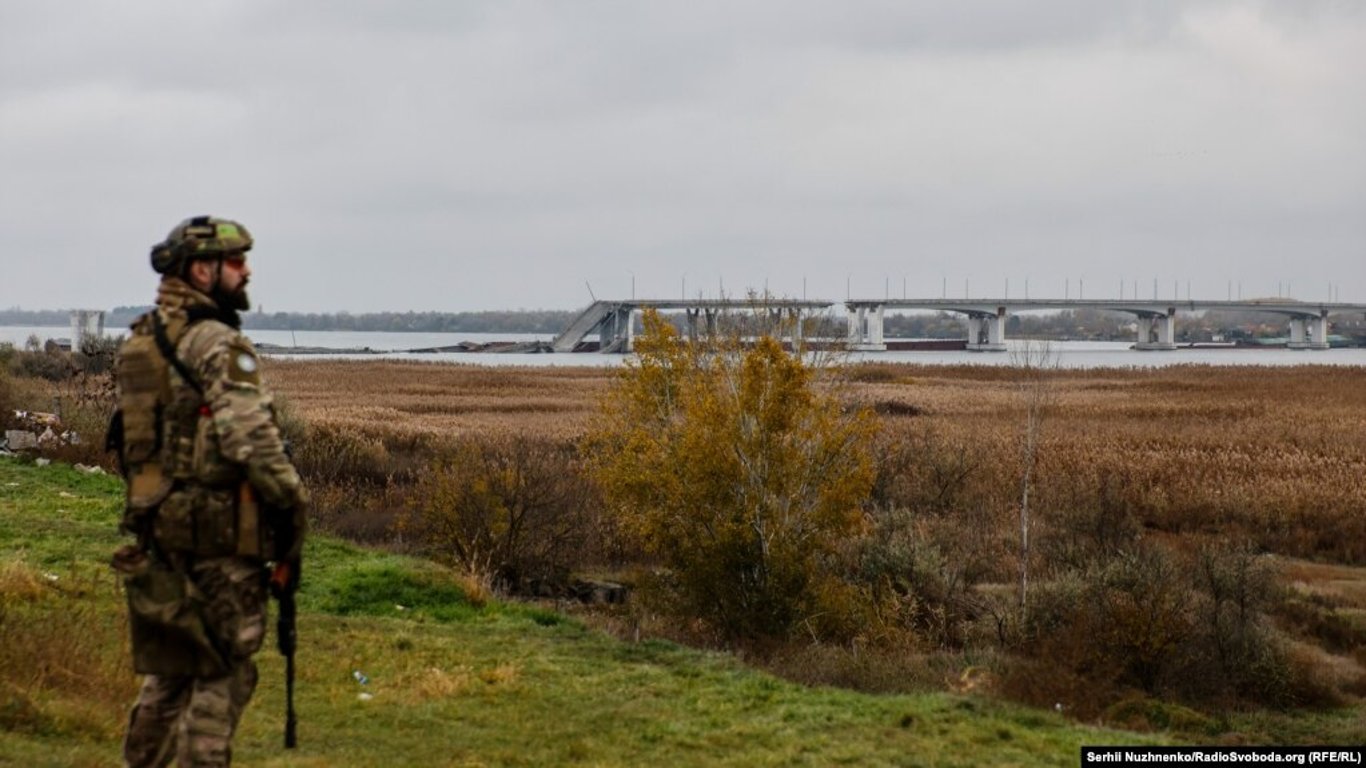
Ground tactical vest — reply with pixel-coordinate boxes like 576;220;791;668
112;310;267;559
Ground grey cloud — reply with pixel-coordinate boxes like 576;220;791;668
1;1;1362;313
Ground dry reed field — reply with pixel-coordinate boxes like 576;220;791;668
852;363;1366;561
269;357;1366;566
269;359;607;440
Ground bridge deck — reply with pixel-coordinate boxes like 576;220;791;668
550;297;1366;353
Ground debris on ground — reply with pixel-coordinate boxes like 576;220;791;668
5;411;84;453
4;430;38;452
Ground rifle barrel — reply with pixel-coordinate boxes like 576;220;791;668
284;652;297;748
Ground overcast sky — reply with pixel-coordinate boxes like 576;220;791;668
2;1;1362;314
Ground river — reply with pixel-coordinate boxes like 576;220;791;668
4;324;1364;369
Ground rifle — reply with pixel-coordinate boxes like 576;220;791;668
240;444;303;750
270;557;299;749
252;477;301;750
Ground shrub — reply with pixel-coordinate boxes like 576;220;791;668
0;356;13;429
1186;543;1277;693
292;423;396;488
1069;547;1197;694
870;426;983;515
1011;540;1336;712
272;392;308;452
1276;594;1366;655
848;505;983;649
0;367;117;468
1014;547;1188;689
1102;696;1215;735
73;334;121;376
55;372;118;465
587;310;876;643
7;334;75;382
403;435;596;590
998;655;1116;720
310;476;410;546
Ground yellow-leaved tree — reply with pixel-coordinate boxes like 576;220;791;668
587;309;876;642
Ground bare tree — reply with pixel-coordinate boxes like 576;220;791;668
1011;340;1057;615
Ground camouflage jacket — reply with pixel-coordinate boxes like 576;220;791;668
133;279;307;560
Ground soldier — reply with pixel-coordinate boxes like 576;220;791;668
110;216;308;767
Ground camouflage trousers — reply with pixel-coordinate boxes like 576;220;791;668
123;556;266;768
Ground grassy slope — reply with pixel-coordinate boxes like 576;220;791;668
3;457;1169;767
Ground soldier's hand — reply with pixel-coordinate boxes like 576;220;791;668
270;561;297;598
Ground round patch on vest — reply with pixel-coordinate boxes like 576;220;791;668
228;348;262;384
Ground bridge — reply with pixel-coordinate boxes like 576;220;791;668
552;297;1366;353
550;298;829;353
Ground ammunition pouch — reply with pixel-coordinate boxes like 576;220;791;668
113;545;228;678
120;462;173;537
153;483;269;559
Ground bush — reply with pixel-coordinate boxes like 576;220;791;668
1088;548;1196;692
73;334;121;376
0;357;13;430
1102;696;1216;735
1276;594;1366;655
1183;543;1278;697
1009;539;1335;712
587;310;876;643
8;344;73;382
403;435;597;591
292;423;397;488
1036;467;1145;571
0;359;116;468
848;505;984;649
870;426;983;515
42;373;118;469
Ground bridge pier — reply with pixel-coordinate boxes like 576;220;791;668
783;307;806;351
1288;311;1330;350
846;304;886;351
684;308;721;342
70;310;105;352
1135;309;1177;350
599;306;636;353
966;307;1007;352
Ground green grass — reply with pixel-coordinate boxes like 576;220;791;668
0;456;1179;766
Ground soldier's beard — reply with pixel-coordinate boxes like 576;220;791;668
213;282;251;312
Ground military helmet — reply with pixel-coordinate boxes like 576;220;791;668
151;216;253;275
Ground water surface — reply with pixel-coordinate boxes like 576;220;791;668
4;325;1362;369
